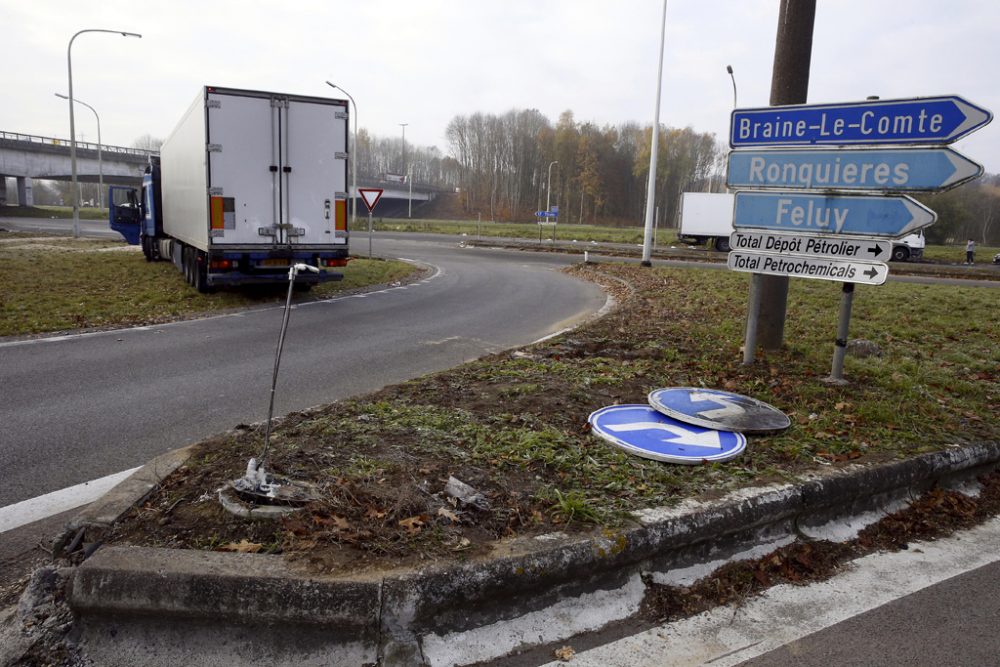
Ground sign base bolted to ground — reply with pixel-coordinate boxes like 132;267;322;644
589;405;747;464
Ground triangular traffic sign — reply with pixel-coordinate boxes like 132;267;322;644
358;188;383;213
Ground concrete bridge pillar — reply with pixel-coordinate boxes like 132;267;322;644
16;176;34;206
0;177;7;205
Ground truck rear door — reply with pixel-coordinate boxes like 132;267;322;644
206;91;275;246
283;98;349;247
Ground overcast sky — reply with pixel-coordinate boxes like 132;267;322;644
3;1;998;173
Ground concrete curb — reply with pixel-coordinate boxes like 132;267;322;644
61;440;1000;666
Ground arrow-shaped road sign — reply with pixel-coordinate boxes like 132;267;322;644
728;250;888;286
734;192;936;239
727;147;984;192
729;231;892;261
730;95;993;148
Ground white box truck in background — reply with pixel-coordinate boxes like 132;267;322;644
677;192;924;260
678;192;735;251
110;86;351;292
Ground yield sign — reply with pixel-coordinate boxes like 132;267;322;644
358;188;383;212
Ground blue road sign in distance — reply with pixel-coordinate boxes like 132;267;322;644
535;211;557;217
730;95;992;148
589;405;746;464
727;147;983;192
733;191;936;239
647;388;791;433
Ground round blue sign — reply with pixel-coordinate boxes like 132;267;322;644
648;388;790;434
588;405;746;465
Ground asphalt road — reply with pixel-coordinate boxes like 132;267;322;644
0;220;607;508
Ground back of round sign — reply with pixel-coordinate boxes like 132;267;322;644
647;387;791;434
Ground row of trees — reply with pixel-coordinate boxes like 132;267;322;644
353;109;723;229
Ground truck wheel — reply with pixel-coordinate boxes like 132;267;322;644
193;251;211;294
714;237;731;252
182;246;194;286
891;246;909;262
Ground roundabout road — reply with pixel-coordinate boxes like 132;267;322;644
0;222;608;508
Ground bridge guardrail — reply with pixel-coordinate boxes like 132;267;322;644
0;130;157;157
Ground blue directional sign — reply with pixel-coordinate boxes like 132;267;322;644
733;192;936;239
727;147;983;192
730;95;993;148
647;388;791;433
535;211;557;217
588;405;747;464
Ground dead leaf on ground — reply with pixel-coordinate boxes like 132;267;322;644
554;645;575;661
219;539;263;553
399;515;428;535
437;507;461;523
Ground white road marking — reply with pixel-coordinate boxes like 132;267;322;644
0;467;141;534
540;516;1000;667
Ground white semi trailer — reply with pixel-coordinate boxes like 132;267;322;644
110;86;351;292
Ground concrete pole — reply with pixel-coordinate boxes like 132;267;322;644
749;0;815;352
641;0;668;267
66;29;141;238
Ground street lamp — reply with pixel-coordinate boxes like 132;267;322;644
546;160;559;216
727;64;738;108
399;122;409;217
324;81;357;228
641;0;668;267
55;93;103;210
67;28;141;238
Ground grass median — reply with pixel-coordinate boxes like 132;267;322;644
107;261;1000;573
0;234;418;337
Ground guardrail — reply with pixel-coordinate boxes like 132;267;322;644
0;130;157;157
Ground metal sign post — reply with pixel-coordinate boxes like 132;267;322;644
358;188;383;259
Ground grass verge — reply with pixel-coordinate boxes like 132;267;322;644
106;262;1000;573
0;234;418;337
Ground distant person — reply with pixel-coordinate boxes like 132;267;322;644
965;239;975;265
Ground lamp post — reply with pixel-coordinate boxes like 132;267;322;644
727;64;738;108
324;82;357;228
67;28;141;238
641;0;668;267
546;160;559;215
399;123;409;217
56;93;103;210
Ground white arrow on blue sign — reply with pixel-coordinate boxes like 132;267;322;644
588;405;746;464
730;95;993;148
535;211;557;217
727;147;983;192
734;191;936;239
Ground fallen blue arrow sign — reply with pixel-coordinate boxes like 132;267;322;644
727;147;983;192
730;95;992;148
733;191;936;238
588;405;746;464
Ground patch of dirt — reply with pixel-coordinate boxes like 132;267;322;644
100;261;1000;577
